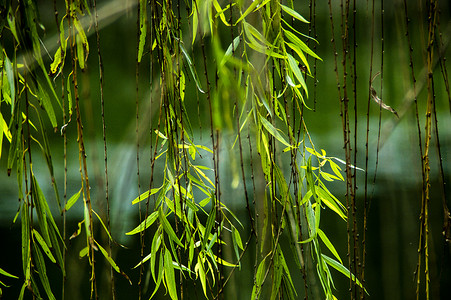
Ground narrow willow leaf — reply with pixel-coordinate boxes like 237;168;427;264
33;243;56;300
286;42;310;75
36;80;57;129
195;259;207;298
280;4;309;23
251;254;269;299
76;34;85;70
284;30;321;61
179;41;205;93
320;171;340;182
231;227;242;269
220;35;240;68
172;261;193;273
151;229;162;280
126;211;158;235
211;253;237;267
164;249;178;300
243;21;268;47
279;247;297;297
138;0;147;62
329;160;344;181
20;203;30;276
159;208;183;247
4;54;15;113
33;229;56;263
235;0;269;24
0;114;12;159
73;18;89;68
213;0;230;26
7;7;20;43
131;186;162;205
322;254;368;293
318;229;342;264
192;4;198;44
259;114;291;147
331;156;365;172
83;202;91;238
270;248;283;300
95;240;132;285
64;187;82;212
202;199;216;249
193;165;214;187
66;74;73;117
150;254;164;299
92;210;114;241
31;173;51;247
287;53;307;96
79;246;89;258
0;267;18;279
316;185;346;220
232;225;244;250
133;252;151;269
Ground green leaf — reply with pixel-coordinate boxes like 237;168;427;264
3;54;15;114
164;249;178;300
179;41;205;93
151;228;162;280
50;47;63;76
235;0;270;24
79;247;89;258
138;0;147;62
131;186;162;205
280;4;309;23
195;258;207;298
64;187;82;212
284;29;321;61
316;184;347;220
202;198;216;249
126;211;159;235
150;254;164;299
286;53;307;96
318;229;342;264
259;114;291;147
251;253;269;299
33;243;56;300
33;229;56;263
220;35;240;68
95;240;132;285
270;249;283;300
73;17;89;69
0;267;18;279
36;80;57;129
322;254;368;293
7;7;20;43
159;208;184;247
213;0;230;26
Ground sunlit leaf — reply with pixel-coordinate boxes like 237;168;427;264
322;254;368;293
318;229;342;264
138;0;147;62
280;4;309;23
159;208;184;247
259;114;291;147
164;249;178;300
126;211;159;235
131;186;162;205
